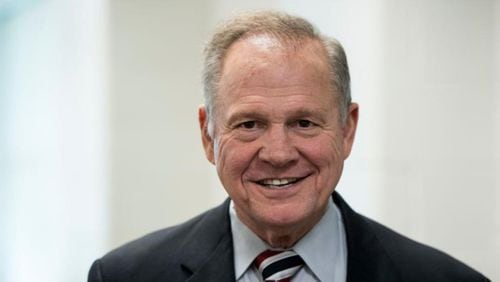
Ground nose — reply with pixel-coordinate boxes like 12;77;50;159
258;125;299;168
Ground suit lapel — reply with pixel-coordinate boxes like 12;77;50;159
185;233;234;282
179;198;236;282
333;193;401;282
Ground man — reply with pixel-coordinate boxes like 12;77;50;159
89;11;489;282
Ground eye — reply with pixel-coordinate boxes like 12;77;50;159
239;121;257;129
297;119;314;128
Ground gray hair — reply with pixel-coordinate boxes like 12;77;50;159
203;11;351;134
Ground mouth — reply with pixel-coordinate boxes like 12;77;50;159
255;176;306;189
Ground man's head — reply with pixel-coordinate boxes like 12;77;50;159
203;11;352;136
198;11;358;248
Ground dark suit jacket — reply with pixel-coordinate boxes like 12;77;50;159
88;193;489;282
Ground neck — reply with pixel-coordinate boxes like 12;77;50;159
235;206;327;249
260;228;308;249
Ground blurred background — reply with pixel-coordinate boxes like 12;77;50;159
1;0;499;281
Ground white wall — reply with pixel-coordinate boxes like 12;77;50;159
0;0;108;281
358;0;499;277
106;0;222;246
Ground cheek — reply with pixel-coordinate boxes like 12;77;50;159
215;138;259;182
302;135;343;165
299;135;344;186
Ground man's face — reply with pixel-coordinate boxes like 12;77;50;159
199;35;358;245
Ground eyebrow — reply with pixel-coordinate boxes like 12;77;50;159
226;111;267;126
226;107;329;126
288;108;329;125
289;108;328;118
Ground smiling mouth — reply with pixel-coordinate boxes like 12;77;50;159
256;177;305;189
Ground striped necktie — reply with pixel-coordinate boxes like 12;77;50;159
254;249;305;282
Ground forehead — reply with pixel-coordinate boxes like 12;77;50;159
218;34;331;97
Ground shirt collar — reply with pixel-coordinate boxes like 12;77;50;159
229;201;268;280
293;199;347;281
229;198;346;281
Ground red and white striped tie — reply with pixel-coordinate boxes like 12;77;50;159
254;249;305;282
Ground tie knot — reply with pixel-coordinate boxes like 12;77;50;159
254;250;304;282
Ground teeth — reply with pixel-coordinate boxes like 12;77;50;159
261;178;298;186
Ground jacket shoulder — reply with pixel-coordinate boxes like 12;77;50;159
333;193;489;282
89;200;231;282
364;216;489;282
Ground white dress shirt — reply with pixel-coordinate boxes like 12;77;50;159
229;199;347;282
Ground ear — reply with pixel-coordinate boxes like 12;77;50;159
198;105;215;164
342;103;359;160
